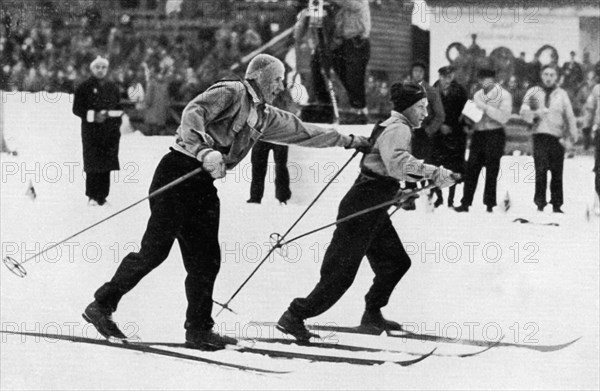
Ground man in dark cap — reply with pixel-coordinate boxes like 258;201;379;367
277;81;461;342
455;68;512;213
431;65;469;207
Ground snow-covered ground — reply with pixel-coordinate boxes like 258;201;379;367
1;91;598;390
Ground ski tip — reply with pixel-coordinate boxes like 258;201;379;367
401;347;437;366
457;335;505;358
544;336;582;352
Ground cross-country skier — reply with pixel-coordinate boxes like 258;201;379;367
82;54;370;350
277;82;460;342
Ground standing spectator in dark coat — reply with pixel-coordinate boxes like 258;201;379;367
432;66;468;207
247;83;297;205
582;82;599;199
144;65;171;136
455;68;512;213
409;61;445;162
514;52;528;84
309;0;371;124
562;51;584;102
404;61;445;210
72;56;122;206
527;53;542;86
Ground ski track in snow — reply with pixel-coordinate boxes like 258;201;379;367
1;92;599;390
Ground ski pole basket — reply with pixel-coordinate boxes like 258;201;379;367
3;256;27;278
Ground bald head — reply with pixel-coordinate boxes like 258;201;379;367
245;54;285;104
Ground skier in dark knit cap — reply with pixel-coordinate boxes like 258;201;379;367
278;81;461;341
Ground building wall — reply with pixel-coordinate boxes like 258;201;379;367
428;6;596;81
580;16;600;65
369;2;413;83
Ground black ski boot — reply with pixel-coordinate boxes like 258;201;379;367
185;329;238;351
82;301;129;342
277;310;319;342
359;309;403;333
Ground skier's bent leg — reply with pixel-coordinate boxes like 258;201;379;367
94;208;178;311
93;151;191;310
364;217;411;312
288;218;374;320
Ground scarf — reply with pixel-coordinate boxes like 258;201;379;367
541;84;556;108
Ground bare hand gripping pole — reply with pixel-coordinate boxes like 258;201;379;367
2;167;205;278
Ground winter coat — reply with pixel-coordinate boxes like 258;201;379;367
72;77;122;173
431;80;469;172
417;81;446;137
173;79;353;169
361;111;440;182
144;78;170;126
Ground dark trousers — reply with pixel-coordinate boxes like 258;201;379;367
85;172;111;203
250;140;291;203
595;131;600;198
94;150;221;331
312;37;370;109
289;175;411;319
533;133;565;208
461;129;506;208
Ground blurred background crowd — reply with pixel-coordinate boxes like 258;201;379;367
1;0;599;145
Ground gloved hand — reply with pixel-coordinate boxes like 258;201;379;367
198;150;226;179
394;188;421;210
345;134;371;153
431;166;459;188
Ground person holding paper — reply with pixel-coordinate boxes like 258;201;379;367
72;56;123;206
455;68;512;213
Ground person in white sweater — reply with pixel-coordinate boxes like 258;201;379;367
520;64;578;213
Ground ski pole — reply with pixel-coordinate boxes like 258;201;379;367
278;183;436;247
2;166;206;278
214;181;434;316
214;150;360;316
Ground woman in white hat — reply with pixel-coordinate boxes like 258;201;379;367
72;55;122;206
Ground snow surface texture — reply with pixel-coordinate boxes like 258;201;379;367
1;92;599;390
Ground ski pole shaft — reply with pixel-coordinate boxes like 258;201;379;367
5;166;205;271
281;150;359;239
283;184;435;244
214;151;360;316
215;244;280;317
215;183;434;316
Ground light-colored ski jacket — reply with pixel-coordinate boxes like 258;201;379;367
173;80;352;169
361;111;438;181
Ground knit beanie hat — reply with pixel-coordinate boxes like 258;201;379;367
390;82;426;112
